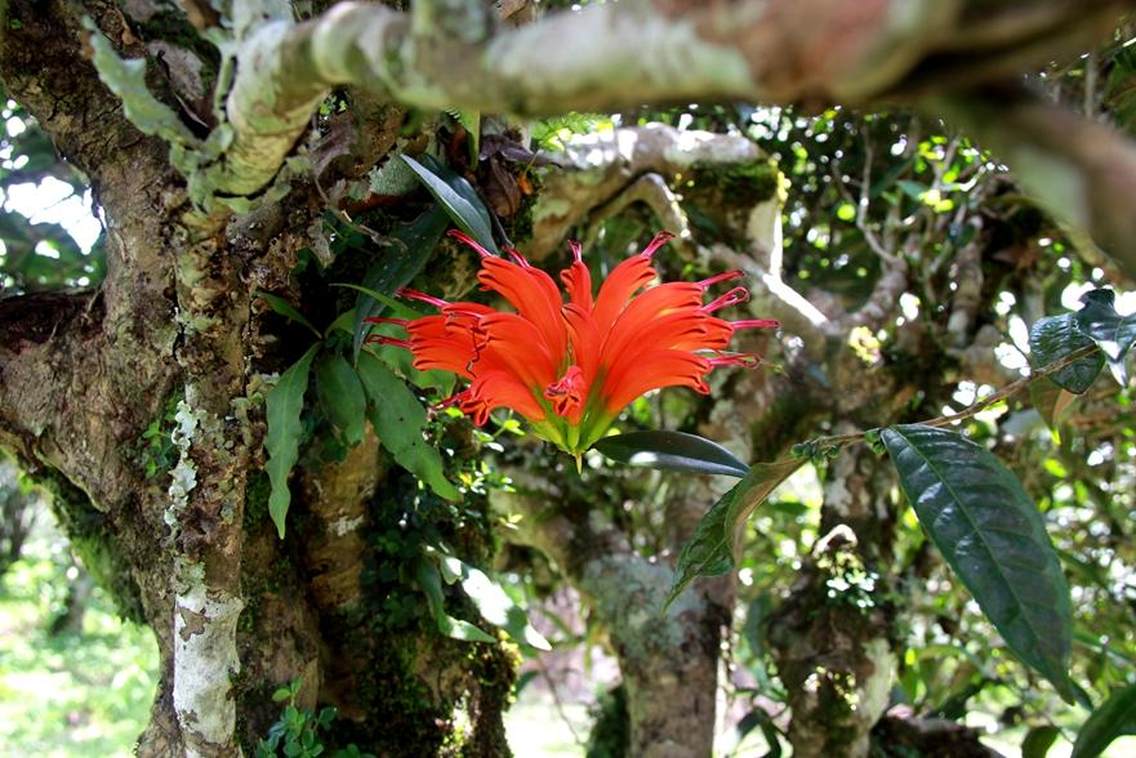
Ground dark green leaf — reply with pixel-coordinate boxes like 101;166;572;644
315;353;367;446
881;424;1074;700
256;291;321;338
350;207;448;361
401;154;499;253
735;708;782;758
593;431;750;478
415;559;495;644
1075;289;1136;361
356;351;460;501
1029;314;1104;394
1072;683;1136;758
1023;725;1061;758
665;458;803;609
265;345;319;539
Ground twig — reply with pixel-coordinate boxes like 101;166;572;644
805;343;1104;451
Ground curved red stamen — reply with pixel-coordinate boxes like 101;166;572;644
367;335;412;350
639;230;675;259
732;318;780;331
398;288;449;308
698;270;745;290
708;353;761;368
703;286;750;313
504;246;531;267
568;240;583;263
448;229;494;259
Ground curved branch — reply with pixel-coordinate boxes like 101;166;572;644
205;0;1134;197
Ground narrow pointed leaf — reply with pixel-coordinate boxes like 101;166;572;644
356;351;460;501
593;431;750;478
416;559;496;644
665;458;803;609
1022;726;1061;758
881;424;1074;700
458;562;552;651
1075;289;1136;362
350;207;448;361
402;154;499;253
1028;314;1104;394
314;353;367;446
1072;683;1136;758
255;291;321;338
265;344;319;539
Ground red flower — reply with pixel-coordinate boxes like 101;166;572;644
368;231;778;458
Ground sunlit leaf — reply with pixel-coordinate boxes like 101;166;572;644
665;458;803;609
416;559;495;644
1072;683;1136;758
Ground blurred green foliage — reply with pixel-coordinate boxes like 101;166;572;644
0;511;158;755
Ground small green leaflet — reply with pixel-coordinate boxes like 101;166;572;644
881;424;1075;701
1072;683;1136;758
1028;313;1104;394
315;353;367;446
416;559;495;644
592;430;750;478
255;290;321;338
265;344;319;539
356;351;460;501
665;458;803;609
401;154;499;253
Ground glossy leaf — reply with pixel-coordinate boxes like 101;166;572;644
314;353;367;446
881;424;1074;700
265;345;319;539
415;559;495;644
350;207;448;361
665;458;803;609
356;351;460;501
1075;289;1136;362
1029;314;1104;394
592;431;750;478
1072;683;1136;758
401;154;499;253
256;291;321;338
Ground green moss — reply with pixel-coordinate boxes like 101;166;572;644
135;390;183;480
34;470;145;623
691;159;781;206
585;685;629;758
243;470;271;531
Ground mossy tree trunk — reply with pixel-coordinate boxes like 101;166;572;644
0;2;516;755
